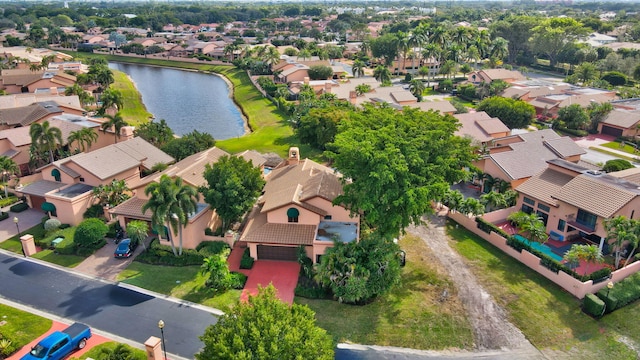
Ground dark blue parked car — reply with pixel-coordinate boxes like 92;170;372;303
114;238;138;258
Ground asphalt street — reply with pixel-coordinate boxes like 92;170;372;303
0;253;217;359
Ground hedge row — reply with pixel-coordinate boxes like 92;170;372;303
9;203;28;212
136;239;230;266
583;293;605;317
596;272;640;313
0;212;8;221
0;196;19;208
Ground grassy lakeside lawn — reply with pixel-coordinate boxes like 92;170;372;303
117;262;240;313
110;70;153;126
0;303;52;354
446;220;638;359
296;234;474;350
65;51;320;159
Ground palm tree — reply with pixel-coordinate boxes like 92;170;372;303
0;156;18;197
476;82;491;99
98;88;124;116
490;37;509;63
564;244;603;276
65;84;93;107
443;190;464;213
409;25;428;71
173;177;198;255
408;79;425;99
94;66;114;89
373;65;391;84
394;31;410;75
439;60;457;79
126;220;149;251
604;216;640;268
355;84;371;96
264;46;281;71
101;113;128;143
67;127;98;152
480;191;507;212
143;175;180;256
575;62;597;86
30;121;63;164
351;59;365;78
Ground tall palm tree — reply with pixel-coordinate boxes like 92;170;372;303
65;84;93;107
143;175;179;256
173;177;198;256
0;156;18;197
101;113;128;143
264;46;281;72
98;88;124;116
29;121;63;164
351;59;365;78
94;66;114;89
490;37;509;63
67;127;98;152
408;79;425;99
394;31;410;75
373;65;391;84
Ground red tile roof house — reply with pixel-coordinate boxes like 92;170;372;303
515;159;640;254
597;99;640;138
474;129;588;190
467;69;526;84
240;148;360;263
16;137;174;226
453;111;511;146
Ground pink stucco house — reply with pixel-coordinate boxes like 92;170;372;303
240;148;360;263
515;159;640;253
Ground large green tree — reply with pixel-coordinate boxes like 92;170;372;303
134;119;175;148
326;104;474;237
557;104;589;130
296;107;347;150
491;15;537;64
196;285;333;360
200;155;265;232
476;97;535;129
529;17;589;67
161;130;215;161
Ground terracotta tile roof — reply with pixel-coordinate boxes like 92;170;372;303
544;138;586;158
516;168;575;206
553;173;640;218
454;111;510;143
0;94;81;110
609;167;640;186
1;69;44;86
261;159;341;213
18;180;65;196
602;109;640;129
0;102;63;126
0;126;31;146
109;197;152;220
241;210;317;245
236;149;267;168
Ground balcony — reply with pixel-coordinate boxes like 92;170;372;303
566;214;597;234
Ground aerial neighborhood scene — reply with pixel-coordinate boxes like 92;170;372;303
2;0;640;359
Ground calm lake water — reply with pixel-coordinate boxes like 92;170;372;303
109;62;245;139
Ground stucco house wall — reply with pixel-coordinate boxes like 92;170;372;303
45;191;93;226
305;197;358;222
267;205;319;225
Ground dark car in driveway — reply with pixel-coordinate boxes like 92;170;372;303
114;239;138;258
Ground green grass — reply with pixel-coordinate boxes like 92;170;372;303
0;225;85;267
31;249;85;267
70;342;147;360
0;223;47;253
111;70;152;126
117;262;240;313
0;303;52;355
296;234;474;350
447;220;639;359
601;142;640;156
64;51;321;159
588;146;638;163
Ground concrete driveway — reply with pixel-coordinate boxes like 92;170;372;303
0;208;45;242
73;239;147;281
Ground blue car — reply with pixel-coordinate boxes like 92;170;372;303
114;238;137;258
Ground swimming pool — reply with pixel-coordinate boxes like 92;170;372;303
513;234;563;262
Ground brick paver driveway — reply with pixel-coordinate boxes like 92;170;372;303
241;260;300;304
73;239;145;281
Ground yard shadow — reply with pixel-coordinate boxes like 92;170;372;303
57;283;153;318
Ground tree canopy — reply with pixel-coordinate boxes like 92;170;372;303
161;130;216;161
196;285;334;360
200;155;265;231
476;96;535;129
326;104;474;237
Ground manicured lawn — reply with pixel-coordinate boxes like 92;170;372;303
117;262;240;313
0;303;52;356
31;249;85;267
296;234;474;350
110;70;152;126
446;220;638;359
589;146;638;163
601;141;640;156
0;223;47;253
0;225;85;267
71;342;147;360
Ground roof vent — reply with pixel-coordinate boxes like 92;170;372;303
586;170;602;176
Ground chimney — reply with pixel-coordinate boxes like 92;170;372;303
303;77;309;85
49;87;58;95
324;82;332;94
288;147;300;165
349;91;357;105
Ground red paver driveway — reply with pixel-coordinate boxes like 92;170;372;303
241;260;300;304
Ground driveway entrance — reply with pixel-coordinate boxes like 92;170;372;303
240;260;300;304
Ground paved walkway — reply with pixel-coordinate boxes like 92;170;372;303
73;237;152;281
574;134;640;163
0;208;44;243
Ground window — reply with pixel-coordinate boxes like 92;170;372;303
557;219;566;232
79;177;85;182
538;203;550;213
51;168;61;182
576;209;597;230
324;215;332;220
286;207;299;223
521;204;534;214
536;210;548;226
523;197;535;206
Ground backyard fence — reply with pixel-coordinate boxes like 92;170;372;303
448;210;640;299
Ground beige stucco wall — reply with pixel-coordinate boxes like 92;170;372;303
40;164;77;184
305;197;358;223
45;191;94;226
267;205;319;225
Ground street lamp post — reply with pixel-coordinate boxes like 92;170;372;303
13;217;20;237
607;281;614;297
158;320;167;360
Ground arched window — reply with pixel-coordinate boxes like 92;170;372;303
286;207;299;223
51;169;61;182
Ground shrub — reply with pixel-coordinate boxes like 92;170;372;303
196;241;230;257
239;248;254;269
556;126;588;137
475;217;510;238
83;204;104;219
0;335;16;358
583;293;605;317
295;275;330;299
44;219;62;232
9;203;28;212
297;245;313;278
596;290;619;314
601;71;627;86
106;221;121;238
0;196;19;208
0;212;8;221
229;272;247;289
59;223;70;229
54;237;77;255
74;218;108;251
204;228;215;236
136;238;204;266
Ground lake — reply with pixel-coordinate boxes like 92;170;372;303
109;62;246;139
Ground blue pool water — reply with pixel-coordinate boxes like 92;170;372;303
513;234;563;262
